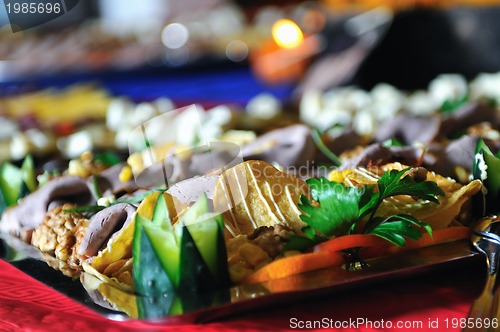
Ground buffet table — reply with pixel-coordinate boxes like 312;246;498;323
0;252;484;331
2;2;500;330
0;62;494;332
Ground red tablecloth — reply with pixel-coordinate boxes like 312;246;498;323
0;256;484;332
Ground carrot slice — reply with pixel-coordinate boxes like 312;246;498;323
360;226;472;259
243;251;345;284
243;226;471;284
406;226;471;248
314;233;388;253
315;226;471;255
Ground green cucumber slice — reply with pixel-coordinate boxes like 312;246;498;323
151;193;172;230
143;221;181;288
185;214;219;280
18;181;30;201
132;214;174;297
180;193;210;226
0;162;23;206
0;187;7;217
136;293;176;319
214;214;230;287
133;192;230;312
178;225;216;294
21;155;37;193
180;194;230;286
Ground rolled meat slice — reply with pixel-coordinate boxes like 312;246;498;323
339;143;427;170
167;175;219;204
0;175;94;239
241;124;316;169
77;203;137;260
90;163;140;197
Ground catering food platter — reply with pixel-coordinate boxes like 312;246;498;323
0;71;499;324
0;233;481;324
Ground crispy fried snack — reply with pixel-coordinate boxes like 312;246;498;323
213;160;311;239
31;203;89;277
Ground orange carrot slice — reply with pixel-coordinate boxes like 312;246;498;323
243;251;345;284
359;226;472;259
314;233;388;253
243;226;471;284
315;226;471;255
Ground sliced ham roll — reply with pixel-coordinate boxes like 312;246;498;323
77;203;137;260
0;175;94;239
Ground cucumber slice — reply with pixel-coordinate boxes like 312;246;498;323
178;225;216;294
144;221;181;287
214;215;230;287
0;187;7;217
179;288;215;313
132;215;174;297
18;181;30;201
0;162;23;206
180;194;230;286
136;293;176;319
151;193;171;230
133;212;178;318
185;215;219;279
133;192;230;313
186;213;229;286
21;155;36;193
180;193;210;226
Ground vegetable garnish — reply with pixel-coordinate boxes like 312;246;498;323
440;95;468;113
286;167;445;268
314;226;471;256
382;138;404;147
246;226;471;284
93;151;122;167
90;175;103;201
132;192;230;318
244;250;344;284
311;128;342;167
472;138;500;215
0;155;38;217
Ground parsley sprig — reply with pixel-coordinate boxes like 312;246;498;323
286;168;445;254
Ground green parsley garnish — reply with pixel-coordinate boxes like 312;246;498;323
440;95;468;113
286;168;445;256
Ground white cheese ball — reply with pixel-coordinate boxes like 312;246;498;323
246;93;282;119
428;74;468;105
370;83;405;122
470;71;500;103
299;90;323;128
405;90;440;116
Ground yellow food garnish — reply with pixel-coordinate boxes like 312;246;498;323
328;169;353;183
119;165;133;183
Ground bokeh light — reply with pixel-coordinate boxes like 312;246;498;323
161;23;189;49
226;40;249;62
271;19;304;49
